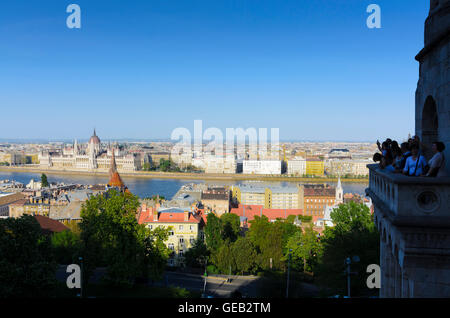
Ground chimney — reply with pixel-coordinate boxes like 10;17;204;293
184;211;189;222
142;202;147;212
153;208;158;222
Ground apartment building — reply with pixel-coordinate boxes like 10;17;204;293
138;202;205;267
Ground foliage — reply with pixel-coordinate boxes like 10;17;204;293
248;216;287;271
159;159;180;172
51;230;81;264
211;243;234;274
79;189;171;287
285;225;321;272
204;213;223;251
41;173;49;187
220;213;241;242
231;237;257;275
315;202;379;296
0;215;57;297
206;264;219;275
286;214;312;224
184;239;209;268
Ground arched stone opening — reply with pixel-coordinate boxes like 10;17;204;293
421;96;438;158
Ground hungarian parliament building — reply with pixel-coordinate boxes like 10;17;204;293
38;130;141;172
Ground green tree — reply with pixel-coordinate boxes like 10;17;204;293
79;189;170;287
51;229;81;264
184;239;209;268
0;215;57;297
248;216;285;271
285;225;321;272
220;213;241;242
316;202;379;296
41;173;49;187
211;242;234;274
231;237;257;274
204;213;223;251
159;159;171;172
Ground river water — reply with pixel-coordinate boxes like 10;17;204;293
0;171;369;200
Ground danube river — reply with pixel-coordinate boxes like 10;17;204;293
0;171;369;200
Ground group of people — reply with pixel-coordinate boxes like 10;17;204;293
373;136;447;177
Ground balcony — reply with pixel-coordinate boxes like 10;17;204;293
366;164;450;227
366;164;450;297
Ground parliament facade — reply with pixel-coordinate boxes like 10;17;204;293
38;130;141;172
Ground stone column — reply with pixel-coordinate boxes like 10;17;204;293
395;260;402;297
401;269;410;298
379;240;387;297
384;242;393;297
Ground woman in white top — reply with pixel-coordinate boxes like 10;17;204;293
426;142;447;177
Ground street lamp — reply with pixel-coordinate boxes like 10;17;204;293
197;255;209;297
345;256;359;298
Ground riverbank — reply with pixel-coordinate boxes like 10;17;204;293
0;166;369;183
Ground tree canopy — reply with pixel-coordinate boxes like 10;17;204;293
315;202;379;296
79;189;171;287
0;215;57;297
41;173;49;187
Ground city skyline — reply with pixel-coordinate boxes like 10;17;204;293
0;1;428;141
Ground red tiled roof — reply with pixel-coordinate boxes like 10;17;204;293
230;204;304;223
304;188;335;197
138;206;201;224
34;215;69;233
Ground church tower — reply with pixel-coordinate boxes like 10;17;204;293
73;139;78;156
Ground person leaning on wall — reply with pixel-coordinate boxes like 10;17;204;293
426;141;447;177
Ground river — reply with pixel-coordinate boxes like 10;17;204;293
0;171;369;200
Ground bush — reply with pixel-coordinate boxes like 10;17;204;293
206;264;219;275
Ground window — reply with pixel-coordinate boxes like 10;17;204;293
179;225;183;230
168;243;174;250
179;250;184;257
190;225;194;231
169;230;174;236
148;225;153;230
179;237;184;244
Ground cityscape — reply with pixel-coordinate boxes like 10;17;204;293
0;0;449;310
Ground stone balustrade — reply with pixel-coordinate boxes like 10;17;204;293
366;163;450;297
366;164;450;226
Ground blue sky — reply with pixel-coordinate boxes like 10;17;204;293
0;0;428;142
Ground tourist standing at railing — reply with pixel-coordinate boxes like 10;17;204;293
399;142;411;169
403;144;428;176
426;142;447;177
373;152;396;172
392;146;404;172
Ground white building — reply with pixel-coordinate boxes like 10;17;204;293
325;159;371;176
204;156;236;174
287;157;306;176
243;160;282;175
